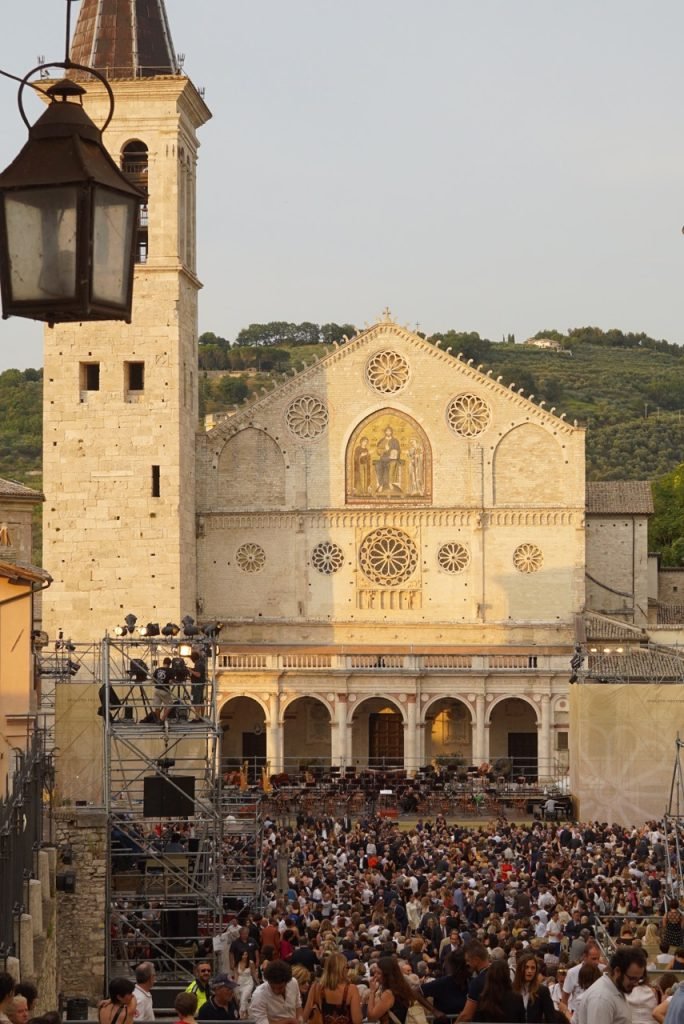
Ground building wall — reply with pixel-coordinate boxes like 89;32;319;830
585;515;649;625
42;79;210;640
197;322;586;644
0;579;35;790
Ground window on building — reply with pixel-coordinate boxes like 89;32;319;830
80;362;100;392
151;465;160;498
126;361;145;392
557;731;568;751
121;140;149;264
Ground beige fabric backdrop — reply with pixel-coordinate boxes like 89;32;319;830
569;684;683;824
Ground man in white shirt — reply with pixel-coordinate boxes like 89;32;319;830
575;947;647;1024
250;961;302;1024
133;962;156;1021
562;941;603;1015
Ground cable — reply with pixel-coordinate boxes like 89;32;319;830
0;67;52;98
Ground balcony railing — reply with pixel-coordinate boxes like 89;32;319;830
217;651;567;673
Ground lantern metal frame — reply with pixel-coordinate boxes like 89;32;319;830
0;58;143;326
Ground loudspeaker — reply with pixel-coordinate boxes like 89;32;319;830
143;775;195;817
162;908;198;939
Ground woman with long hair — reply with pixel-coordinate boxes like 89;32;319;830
236;950;258;1018
474;960;525;1023
367;956;431;1024
512;953;555;1023
98;978;136;1024
303;952;362;1024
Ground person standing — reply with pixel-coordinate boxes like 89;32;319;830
197;975;239;1022
0;973;15;1024
512;953;555;1023
189;648;207;721
185;963;212;1014
575;947;647;1024
250;961;302;1024
133;962;156;1021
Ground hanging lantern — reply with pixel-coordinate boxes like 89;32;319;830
0;71;143;326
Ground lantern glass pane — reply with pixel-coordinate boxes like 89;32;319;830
4;187;77;301
92;187;136;308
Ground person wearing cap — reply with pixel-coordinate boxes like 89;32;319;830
197;976;239;1022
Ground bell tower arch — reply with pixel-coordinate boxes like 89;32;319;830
42;0;211;638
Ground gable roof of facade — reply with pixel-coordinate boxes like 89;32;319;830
0;478;43;500
71;0;178;78
586;481;654;516
206;316;583;444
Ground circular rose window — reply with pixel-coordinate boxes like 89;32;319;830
446;393;491;437
286;395;329;439
437;542;470;574
236;542;266;573
513;543;543;574
366;350;410;394
311;542;344;575
358;528;418;586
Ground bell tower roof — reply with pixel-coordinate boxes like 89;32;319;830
70;0;178;79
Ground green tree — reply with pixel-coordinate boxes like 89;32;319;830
650;465;684;565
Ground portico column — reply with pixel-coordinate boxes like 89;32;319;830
539;694;551;781
267;692;282;773
405;695;417;776
474;695;485;763
335;694;348;768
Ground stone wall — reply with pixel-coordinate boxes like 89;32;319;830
55;808;107;1002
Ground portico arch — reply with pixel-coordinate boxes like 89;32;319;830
350;696;405;767
487;696;539;778
423;697;473;764
219;695;267;774
282;695;332;769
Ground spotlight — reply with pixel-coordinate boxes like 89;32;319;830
162;622;180;637
178;644;193;659
181;615;200;637
128;658;149;682
156;757;176;772
139;622;160;637
124;613;137;633
67;659;80;677
201;622;223;640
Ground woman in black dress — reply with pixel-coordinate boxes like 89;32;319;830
513;953;556;1023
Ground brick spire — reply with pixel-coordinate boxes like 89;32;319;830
70;0;178;78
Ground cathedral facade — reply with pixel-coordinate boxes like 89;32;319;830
40;0;599;784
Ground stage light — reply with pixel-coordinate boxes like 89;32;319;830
162;622;180;637
201;621;223;640
139;622;160;637
181;615;200;637
179;643;193;658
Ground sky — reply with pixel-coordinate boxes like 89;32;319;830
0;0;683;370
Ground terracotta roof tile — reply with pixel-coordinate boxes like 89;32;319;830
71;0;177;78
0;477;43;499
586;481;654;515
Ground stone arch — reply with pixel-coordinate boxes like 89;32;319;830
350;696;405;767
217;427;286;507
423;696;473;764
493;423;564;504
121;139;148;173
345;408;432;504
487;696;539;778
218;694;267;770
282;695;332;768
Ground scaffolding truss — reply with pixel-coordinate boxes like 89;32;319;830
45;634;264;984
664;737;684;900
36;637;101;748
578;642;684;685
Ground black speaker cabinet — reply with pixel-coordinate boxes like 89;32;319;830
143;774;195;817
162;908;198;940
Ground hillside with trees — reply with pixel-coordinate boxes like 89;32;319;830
2;323;684;562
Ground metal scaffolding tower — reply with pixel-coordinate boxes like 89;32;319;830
664;736;684;900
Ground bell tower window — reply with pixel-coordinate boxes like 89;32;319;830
121;140;149;264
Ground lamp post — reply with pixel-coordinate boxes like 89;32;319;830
0;66;143;326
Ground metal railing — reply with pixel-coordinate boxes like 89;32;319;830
0;727;54;954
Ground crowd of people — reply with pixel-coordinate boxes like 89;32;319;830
5;812;684;1024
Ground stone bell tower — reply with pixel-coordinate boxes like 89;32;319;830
42;0;211;640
